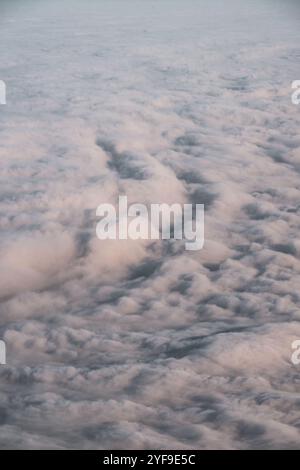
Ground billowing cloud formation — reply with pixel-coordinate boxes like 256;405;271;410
0;0;300;449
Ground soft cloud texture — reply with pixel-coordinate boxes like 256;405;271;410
0;0;300;449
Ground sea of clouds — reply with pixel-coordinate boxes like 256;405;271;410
0;0;300;449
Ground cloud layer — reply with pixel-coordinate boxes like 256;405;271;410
0;0;300;449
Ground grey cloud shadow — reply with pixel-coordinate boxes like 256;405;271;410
189;186;217;209
127;259;162;282
96;139;149;180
